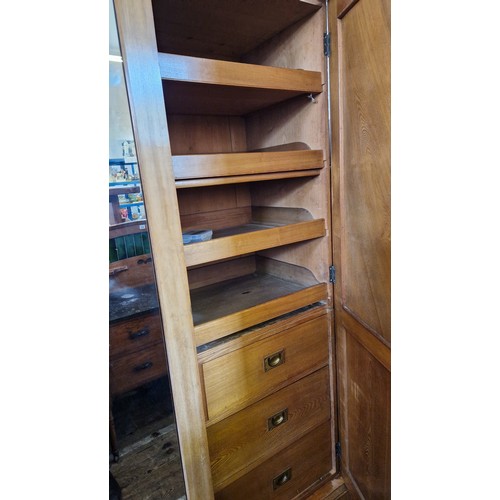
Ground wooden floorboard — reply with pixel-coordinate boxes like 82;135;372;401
110;424;186;500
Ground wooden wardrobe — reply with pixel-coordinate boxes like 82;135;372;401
113;0;390;498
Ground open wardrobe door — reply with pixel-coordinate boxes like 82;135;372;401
329;0;391;498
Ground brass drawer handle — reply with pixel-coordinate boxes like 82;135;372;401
273;468;292;490
264;349;285;372
268;408;288;430
129;327;150;340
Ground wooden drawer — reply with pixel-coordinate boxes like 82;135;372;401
215;420;332;499
109;342;168;395
208;367;331;490
201;314;329;422
109;311;163;358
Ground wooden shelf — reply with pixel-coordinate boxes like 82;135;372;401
184;218;325;268
109;185;140;197
175;169;323;188
191;273;327;346
172;150;324;185
152;0;322;60
159;53;323;115
109;220;149;239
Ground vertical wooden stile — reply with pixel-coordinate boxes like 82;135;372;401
113;0;214;498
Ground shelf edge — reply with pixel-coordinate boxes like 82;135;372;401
184;219;326;268
158;52;323;93
194;283;328;346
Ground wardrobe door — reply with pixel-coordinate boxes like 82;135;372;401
113;0;214;498
329;0;391;498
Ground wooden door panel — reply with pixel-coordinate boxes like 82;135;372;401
340;321;390;499
330;0;391;498
338;0;391;344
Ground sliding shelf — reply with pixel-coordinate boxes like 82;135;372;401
159;53;323;115
191;273;328;347
173;149;324;187
175;169;323;189
184;218;325;268
153;0;322;60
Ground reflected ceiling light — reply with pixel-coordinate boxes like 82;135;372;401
109;55;123;62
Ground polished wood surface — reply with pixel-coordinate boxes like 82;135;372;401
181;206;251;234
337;0;360;17
112;1;367;497
337;321;390;499
159;53;323;93
172;150;324;180
197;305;327;364
152;0;322;60
202;314;329;423
114;0;214;497
242;5;332;287
109;341;168;395
250;176;333;286
306;477;350;499
215;421;332;500
184;219;326;268
109;311;163;358
193;279;328;347
338;0;391;344
208;368;331;490
329;0;391;497
163;81;321;116
176;169;323;189
160;41;323;116
178;184;251;231
188;256;257;291
168;115;247;155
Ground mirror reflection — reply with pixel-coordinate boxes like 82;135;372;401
109;2;185;498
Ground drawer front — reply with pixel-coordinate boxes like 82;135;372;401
110;342;168;395
215;421;332;500
110;312;163;358
202;314;329;422
208;367;331;489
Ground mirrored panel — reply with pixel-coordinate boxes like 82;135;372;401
109;2;185;498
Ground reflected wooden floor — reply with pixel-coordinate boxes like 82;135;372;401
110;377;185;499
110;423;186;500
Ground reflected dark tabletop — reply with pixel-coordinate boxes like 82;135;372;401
109;284;159;323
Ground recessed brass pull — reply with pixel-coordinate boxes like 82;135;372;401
273;468;292;489
268;408;288;430
264;349;285;371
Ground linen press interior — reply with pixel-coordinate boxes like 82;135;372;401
110;0;390;498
